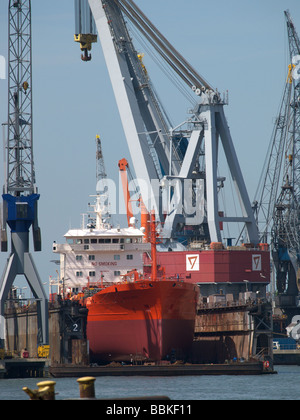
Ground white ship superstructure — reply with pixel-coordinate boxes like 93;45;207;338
52;196;150;295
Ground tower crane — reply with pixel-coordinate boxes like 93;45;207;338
95;134;110;222
0;0;48;347
254;11;300;321
88;0;259;248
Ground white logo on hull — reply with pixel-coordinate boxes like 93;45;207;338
252;254;262;271
186;254;199;271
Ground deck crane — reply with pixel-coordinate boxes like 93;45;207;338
254;11;300;321
95;134;110;222
88;0;259;248
0;0;48;347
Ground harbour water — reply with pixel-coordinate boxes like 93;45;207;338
0;365;299;400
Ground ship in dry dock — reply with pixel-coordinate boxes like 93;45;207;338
52;199;199;363
2;0;275;371
51;185;270;365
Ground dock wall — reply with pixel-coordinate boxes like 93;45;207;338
5;304;60;358
192;306;252;363
4;300;272;366
4;300;88;365
192;302;273;365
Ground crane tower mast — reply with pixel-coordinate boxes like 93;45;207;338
0;0;48;347
6;0;35;195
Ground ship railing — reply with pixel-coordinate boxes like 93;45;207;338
68;243;151;252
197;300;243;310
273;342;298;350
197;298;265;310
253;347;270;361
188;242;269;252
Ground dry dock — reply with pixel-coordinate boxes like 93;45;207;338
2;297;275;377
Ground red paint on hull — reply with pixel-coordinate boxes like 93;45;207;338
86;280;198;362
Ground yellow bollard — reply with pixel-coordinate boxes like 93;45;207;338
36;381;56;400
77;376;96;399
23;380;56;400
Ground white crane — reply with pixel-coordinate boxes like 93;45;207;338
88;0;259;247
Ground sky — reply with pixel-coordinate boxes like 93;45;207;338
0;0;300;297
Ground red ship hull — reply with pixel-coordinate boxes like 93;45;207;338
86;280;199;362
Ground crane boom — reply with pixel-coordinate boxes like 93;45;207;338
116;0;213;92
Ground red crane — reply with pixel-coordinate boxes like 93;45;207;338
118;158;150;242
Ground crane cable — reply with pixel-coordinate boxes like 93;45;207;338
128;23;198;108
115;0;213;92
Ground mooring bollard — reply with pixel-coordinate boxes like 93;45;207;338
23;380;56;400
36;381;56;400
77;376;96;399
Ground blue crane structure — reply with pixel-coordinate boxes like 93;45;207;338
0;0;48;347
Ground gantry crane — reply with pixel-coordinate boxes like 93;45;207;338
0;0;48;347
254;11;300;321
87;0;259;249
